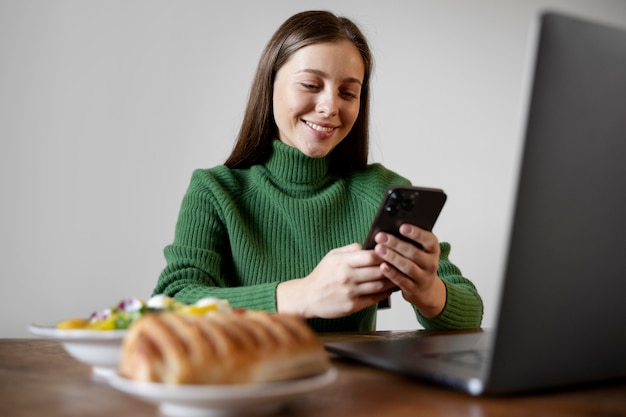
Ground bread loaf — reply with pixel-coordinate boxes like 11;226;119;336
118;310;330;385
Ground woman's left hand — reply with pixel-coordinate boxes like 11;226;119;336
373;224;446;318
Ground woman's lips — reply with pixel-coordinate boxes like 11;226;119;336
304;120;337;136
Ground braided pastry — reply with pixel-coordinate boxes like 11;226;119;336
118;310;330;385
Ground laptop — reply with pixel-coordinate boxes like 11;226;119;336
325;11;626;396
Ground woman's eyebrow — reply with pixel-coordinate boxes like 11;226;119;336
297;68;363;85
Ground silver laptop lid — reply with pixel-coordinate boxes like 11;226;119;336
486;11;626;393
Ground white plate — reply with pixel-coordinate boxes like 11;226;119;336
108;367;338;417
29;323;126;378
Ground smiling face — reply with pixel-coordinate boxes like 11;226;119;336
272;40;365;158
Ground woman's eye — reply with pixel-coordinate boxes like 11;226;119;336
300;83;319;90
341;91;359;99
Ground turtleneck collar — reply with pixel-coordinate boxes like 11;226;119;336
264;139;332;185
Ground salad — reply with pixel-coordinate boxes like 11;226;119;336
55;295;233;330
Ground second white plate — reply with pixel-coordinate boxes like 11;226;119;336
29;323;126;378
108;367;338;417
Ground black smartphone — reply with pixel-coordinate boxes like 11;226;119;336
364;185;447;308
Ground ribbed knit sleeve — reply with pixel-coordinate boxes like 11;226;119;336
153;169;281;312
415;242;484;329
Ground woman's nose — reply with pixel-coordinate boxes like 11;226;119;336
316;92;338;117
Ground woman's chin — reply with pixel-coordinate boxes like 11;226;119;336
279;135;340;158
301;141;338;158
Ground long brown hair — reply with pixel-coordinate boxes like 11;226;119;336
224;10;373;176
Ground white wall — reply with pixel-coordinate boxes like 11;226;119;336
2;0;625;337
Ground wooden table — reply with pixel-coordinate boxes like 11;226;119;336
2;334;626;417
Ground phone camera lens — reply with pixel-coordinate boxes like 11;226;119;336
384;204;398;216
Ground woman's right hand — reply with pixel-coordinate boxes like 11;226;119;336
276;243;396;318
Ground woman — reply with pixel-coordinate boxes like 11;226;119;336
153;10;483;332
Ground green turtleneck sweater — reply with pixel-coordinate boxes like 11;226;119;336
153;140;483;332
